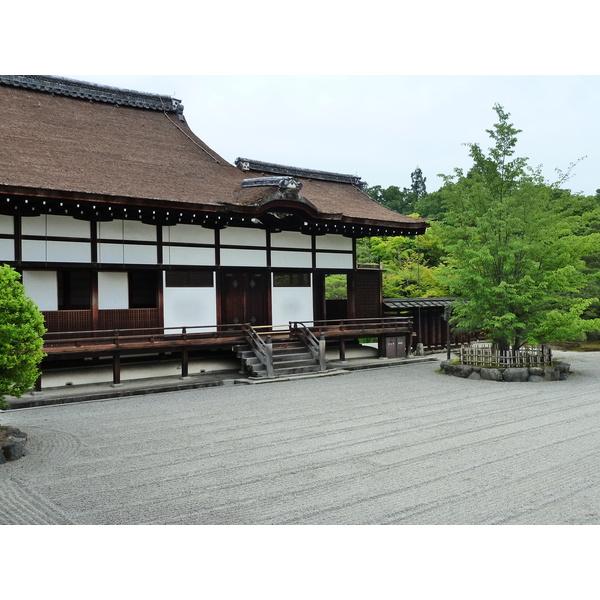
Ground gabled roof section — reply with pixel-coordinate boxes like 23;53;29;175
233;157;429;235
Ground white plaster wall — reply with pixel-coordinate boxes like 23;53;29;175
165;224;214;245
271;284;313;327
46;215;90;237
0;239;14;261
164;245;215;266
271;250;312;268
98;271;129;309
22;215;89;237
124;220;157;242
220;248;267;267
21;215;46;236
98;243;124;264
220;227;266;247
316;252;353;269
316;234;352;251
0;214;14;234
22;239;47;262
271;230;312;249
98;220;124;240
163;286;217;332
22;270;58;311
99;242;157;264
98;219;156;242
47;241;91;263
123;244;156;264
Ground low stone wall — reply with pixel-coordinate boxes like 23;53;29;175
440;361;570;382
0;426;28;464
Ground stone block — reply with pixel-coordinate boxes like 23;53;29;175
503;368;530;382
480;368;503;381
3;441;26;461
557;363;570;380
0;426;28;463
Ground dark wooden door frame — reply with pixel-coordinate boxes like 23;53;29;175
218;269;270;327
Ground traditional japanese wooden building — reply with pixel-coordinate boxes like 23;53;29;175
0;75;429;380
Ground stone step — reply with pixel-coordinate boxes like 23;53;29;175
250;363;323;378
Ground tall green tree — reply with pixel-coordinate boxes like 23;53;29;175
0;265;46;408
366;184;412;215
366;167;427;216
409;167;427;205
438;104;600;351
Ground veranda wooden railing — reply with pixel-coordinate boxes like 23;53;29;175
290;322;327;371
242;324;275;377
460;343;552;368
291;316;413;337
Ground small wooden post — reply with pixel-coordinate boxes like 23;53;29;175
265;334;274;378
113;351;121;386
339;338;346;362
319;332;327;371
181;348;189;378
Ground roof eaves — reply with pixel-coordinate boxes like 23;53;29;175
384;298;456;309
0;75;185;119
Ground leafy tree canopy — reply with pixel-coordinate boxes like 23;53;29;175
0;265;46;408
437;104;600;350
357;222;449;298
366;167;427;216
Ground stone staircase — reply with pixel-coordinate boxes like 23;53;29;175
236;338;325;378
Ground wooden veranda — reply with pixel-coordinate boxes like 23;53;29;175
39;316;414;387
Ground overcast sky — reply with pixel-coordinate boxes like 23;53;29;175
65;75;599;197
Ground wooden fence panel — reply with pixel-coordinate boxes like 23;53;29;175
460;344;552;367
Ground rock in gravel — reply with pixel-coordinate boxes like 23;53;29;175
0;426;28;463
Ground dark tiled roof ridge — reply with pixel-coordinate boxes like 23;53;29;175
235;157;367;190
384;297;455;308
0;74;184;116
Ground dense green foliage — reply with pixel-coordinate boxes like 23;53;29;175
359;105;600;348
357;223;449;298
0;265;46;407
324;274;348;300
436;104;600;350
367;167;427;216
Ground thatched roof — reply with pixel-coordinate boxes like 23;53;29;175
0;75;428;236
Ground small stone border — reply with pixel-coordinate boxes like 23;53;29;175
440;361;571;382
0;426;28;464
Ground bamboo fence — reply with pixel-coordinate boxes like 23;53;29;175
460;343;552;368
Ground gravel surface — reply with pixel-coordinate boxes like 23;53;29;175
1;351;599;525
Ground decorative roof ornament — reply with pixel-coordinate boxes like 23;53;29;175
235;157;366;190
241;176;303;190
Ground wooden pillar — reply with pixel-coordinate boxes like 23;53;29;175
113;351;121;385
181;348;189;378
319;332;327;371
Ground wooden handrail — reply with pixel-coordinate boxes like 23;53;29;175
243;324;274;377
41;317;413;357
